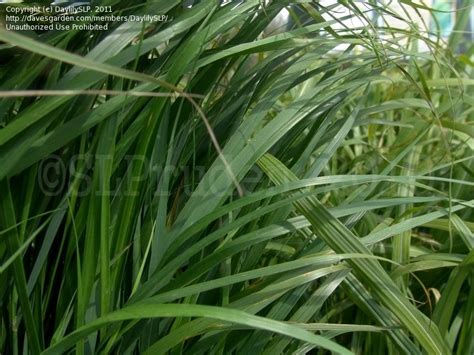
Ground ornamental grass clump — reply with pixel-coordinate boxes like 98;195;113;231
0;0;472;354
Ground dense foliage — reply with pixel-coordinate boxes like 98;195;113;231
0;0;473;354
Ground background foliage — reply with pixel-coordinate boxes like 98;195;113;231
0;0;473;354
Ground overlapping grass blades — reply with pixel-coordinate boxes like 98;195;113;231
257;153;449;354
0;0;472;354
